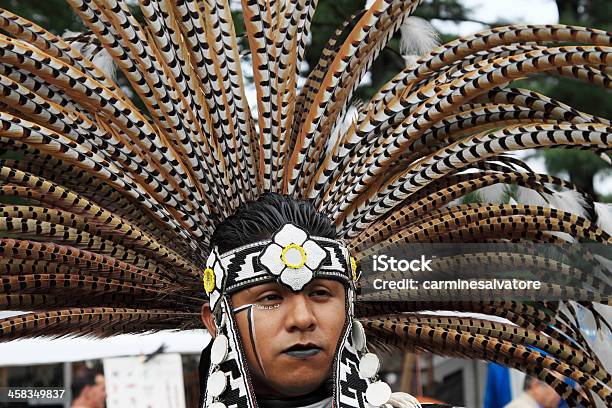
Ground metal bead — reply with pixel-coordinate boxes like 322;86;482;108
365;381;392;406
358;352;380;379
351;320;366;352
211;334;229;365
207;371;227;397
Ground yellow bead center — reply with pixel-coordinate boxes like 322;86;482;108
203;267;216;294
281;243;307;269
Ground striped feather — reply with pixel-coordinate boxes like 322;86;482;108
0;3;609;400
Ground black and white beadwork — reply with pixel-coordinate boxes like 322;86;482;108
208;223;355;295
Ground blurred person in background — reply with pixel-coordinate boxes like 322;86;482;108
503;376;561;408
71;368;106;408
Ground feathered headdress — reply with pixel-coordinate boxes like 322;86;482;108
0;0;610;407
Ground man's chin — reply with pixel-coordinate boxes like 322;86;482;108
270;380;326;397
267;370;330;397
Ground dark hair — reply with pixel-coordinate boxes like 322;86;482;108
211;193;337;253
71;367;98;400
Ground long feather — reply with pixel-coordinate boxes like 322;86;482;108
0;3;609;400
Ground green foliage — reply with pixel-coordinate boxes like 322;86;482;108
0;0;83;34
543;150;610;197
537;1;612;199
555;0;612;29
305;0;469;100
599;193;612;203
544;151;609;177
461;191;482;204
413;0;472;23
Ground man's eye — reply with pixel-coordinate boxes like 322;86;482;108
259;294;282;302
310;289;331;297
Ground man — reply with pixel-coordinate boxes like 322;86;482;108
202;194;448;408
503;376;561;408
71;368;106;408
0;0;609;407
202;277;346;405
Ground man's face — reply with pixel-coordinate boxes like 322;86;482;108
88;374;106;408
230;279;346;397
531;381;561;408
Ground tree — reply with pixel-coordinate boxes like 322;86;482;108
0;0;83;34
539;0;612;200
306;0;471;100
555;0;612;28
305;0;611;200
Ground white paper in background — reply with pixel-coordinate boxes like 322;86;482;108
103;353;186;408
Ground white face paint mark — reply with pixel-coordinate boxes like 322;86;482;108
232;303;270;378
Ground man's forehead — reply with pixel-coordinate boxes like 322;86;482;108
237;278;345;295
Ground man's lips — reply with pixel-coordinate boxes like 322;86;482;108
282;343;323;358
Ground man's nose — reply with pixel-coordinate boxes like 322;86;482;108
285;294;316;331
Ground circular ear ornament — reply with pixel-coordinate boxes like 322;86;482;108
207;371;227;397
203;268;216;294
359;353;380;379
365;381;392;406
211;334;229;365
351;320;367;352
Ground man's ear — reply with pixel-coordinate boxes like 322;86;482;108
81;384;93;400
201;302;216;337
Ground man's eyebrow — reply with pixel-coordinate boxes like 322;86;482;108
244;283;282;295
308;279;340;288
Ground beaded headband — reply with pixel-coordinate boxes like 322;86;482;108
203;223;358;311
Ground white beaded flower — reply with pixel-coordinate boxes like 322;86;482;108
258;224;327;291
203;247;225;311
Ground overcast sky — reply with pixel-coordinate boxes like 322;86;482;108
432;0;559;34
462;0;558;23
